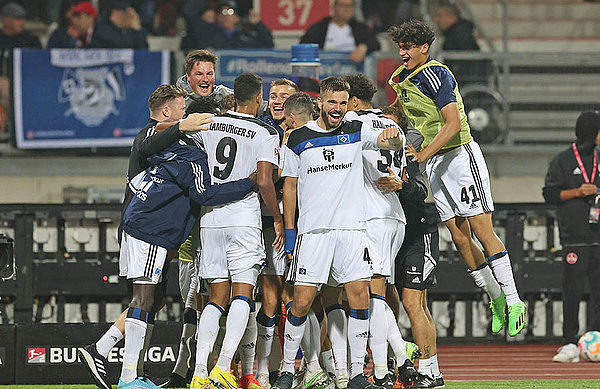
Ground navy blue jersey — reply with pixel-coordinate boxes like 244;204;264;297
395;57;457;110
122;139;254;250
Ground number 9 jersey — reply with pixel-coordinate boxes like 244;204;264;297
188;111;280;228
345;109;407;223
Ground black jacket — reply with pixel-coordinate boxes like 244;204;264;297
441;19;479;51
0;30;41;49
182;19;273;50
300;17;380;54
543;112;600;245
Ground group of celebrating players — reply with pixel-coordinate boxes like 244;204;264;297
77;20;527;389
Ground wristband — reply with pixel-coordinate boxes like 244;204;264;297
284;228;297;254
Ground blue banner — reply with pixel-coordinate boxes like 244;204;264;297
13;49;170;149
215;49;375;98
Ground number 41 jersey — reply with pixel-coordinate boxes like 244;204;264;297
345;109;406;223
188;110;280;228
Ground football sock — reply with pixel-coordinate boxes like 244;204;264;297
488;251;522;305
239;308;258;376
369;295;389;379
320;349;336;375
136;317;154;376
268;324;282;373
281;311;307;373
468;262;501;300
96;325;123;358
418;356;432;377
430;354;441;378
326;304;348;378
120;307;150;383
348;309;369;379
303;310;322;375
383;302;408;364
173;309;197;378
216;296;251;372
194;302;224;379
256;309;277;376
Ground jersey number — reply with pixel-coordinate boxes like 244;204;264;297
377;150;403;173
460;185;480;204
213;137;238;180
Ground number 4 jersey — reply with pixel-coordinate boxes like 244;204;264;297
188;111;280;228
345;109;406;224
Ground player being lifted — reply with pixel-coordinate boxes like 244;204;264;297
388;20;526;336
272;77;404;389
189;72;283;389
342;73;419;388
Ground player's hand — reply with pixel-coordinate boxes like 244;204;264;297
577;183;598;197
272;217;285;253
380;126;399;141
376;167;403;193
179;113;214;132
405;144;427;163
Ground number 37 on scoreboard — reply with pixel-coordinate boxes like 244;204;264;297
257;0;331;32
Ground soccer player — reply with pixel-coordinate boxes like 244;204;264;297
255;79;300;388
176;49;234;108
387;20;526;336
272;77;404;389
189;72;283;389
341;73;419;388
78;85;212;389
377;106;445;388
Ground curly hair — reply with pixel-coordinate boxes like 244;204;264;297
388;19;435;46
341;73;378;103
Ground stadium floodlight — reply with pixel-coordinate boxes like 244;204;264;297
0;233;15;281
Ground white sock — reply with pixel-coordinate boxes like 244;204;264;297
303;310;321;375
326;306;348;378
120;317;147;383
488;251;522;305
281;313;307;373
430;354;441;378
173;321;197;378
216;298;251;372
268;325;282;373
96;325;123;358
368;297;388;379
320;349;336;375
194;303;223;379
137;322;153;376
383;303;407;364
256;321;276;376
418;356;432;377
239;310;258;376
348;315;369;379
468;264;501;300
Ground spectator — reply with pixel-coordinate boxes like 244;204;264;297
433;2;488;84
300;0;379;63
181;0;273;50
46;1;79;49
54;0;148;49
0;2;42;49
543;111;600;363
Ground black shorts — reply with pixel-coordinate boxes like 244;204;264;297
395;229;439;291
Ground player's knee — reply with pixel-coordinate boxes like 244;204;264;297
130;294;154;312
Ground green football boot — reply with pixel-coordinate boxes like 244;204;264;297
490;291;507;334
405;342;421;363
508;301;527;337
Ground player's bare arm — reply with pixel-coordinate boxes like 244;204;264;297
405;102;461;163
258;160;284;252
178;113;214;132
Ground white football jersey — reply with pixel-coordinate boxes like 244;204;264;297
345;109;407;223
188;111;279;228
280;119;380;234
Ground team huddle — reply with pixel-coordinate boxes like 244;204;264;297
78;20;527;389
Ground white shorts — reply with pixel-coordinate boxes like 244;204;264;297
426;141;494;222
261;225;287;276
118;231;168;284
287;229;372;286
199;226;265;284
365;219;405;278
